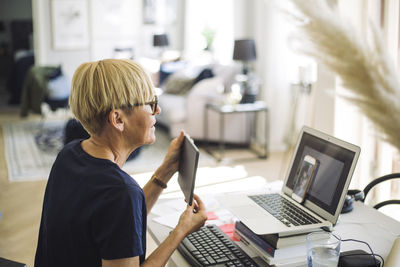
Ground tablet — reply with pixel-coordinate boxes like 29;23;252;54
178;134;199;206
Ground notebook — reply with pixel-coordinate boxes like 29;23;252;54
218;126;360;236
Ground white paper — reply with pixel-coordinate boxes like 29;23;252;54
153;211;182;229
151;203;179;216
151;198;187;216
164;198;187;212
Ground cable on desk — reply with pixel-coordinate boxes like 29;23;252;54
339;239;384;267
321;227;384;267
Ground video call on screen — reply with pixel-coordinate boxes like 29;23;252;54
287;133;355;215
300;146;344;206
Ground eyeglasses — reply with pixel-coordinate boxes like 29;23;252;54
131;95;158;115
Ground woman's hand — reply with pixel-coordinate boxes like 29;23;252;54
144;131;185;214
160;130;185;178
141;195;206;267
176;194;207;236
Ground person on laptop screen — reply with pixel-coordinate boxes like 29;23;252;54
35;59;207;267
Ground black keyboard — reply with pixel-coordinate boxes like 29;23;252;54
178;224;259;267
249;193;321;227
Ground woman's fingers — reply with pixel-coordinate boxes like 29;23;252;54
177;130;185;142
171;131;185;149
192;194;205;211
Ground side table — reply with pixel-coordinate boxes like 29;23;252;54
203;101;269;161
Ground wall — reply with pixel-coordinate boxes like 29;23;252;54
233;0;250;39
249;0;339;152
141;0;185;58
32;0;183;78
90;0;141;60
183;0;234;64
249;0;323;151
312;66;335;134
33;0;91;77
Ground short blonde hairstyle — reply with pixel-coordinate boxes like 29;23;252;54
69;59;155;135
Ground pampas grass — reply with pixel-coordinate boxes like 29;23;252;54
288;0;400;152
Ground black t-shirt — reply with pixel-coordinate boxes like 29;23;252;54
35;140;147;266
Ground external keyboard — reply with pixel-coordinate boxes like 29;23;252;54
249;193;321;227
178;224;259;266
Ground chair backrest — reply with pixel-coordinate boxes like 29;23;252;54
363;173;400;209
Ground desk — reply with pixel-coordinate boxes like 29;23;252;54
147;179;400;267
203;102;269;161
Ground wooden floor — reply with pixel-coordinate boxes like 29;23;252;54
0;112;46;265
0;109;290;266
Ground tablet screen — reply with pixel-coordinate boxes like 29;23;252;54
178;135;199;206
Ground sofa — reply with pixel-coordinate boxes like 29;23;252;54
157;63;254;144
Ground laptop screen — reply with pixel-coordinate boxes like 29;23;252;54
286;132;356;216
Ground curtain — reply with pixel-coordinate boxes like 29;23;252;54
334;0;400;218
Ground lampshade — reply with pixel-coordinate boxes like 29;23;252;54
233;39;256;61
153;34;169;47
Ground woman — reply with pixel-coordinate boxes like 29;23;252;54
35;59;207;266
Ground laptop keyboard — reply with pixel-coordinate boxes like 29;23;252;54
249;193;321;227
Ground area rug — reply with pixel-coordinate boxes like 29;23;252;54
2;120;216;182
3;120;66;182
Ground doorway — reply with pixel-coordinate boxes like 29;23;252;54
0;0;33;107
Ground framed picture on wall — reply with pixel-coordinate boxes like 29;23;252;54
143;0;156;24
51;0;89;50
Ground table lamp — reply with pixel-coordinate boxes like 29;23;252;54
233;39;257;75
153;33;169;59
232;39;258;103
153;34;169;48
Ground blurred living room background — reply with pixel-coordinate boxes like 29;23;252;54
1;0;400;265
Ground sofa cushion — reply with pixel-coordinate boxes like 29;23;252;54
193;68;214;85
159;61;188;85
163;72;195;95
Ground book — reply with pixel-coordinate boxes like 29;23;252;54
235;220;321;249
234;229;306;266
235;220;277;257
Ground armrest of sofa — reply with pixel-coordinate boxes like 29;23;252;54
186;76;225;103
183;77;226;140
157;77;225;136
157;93;186;125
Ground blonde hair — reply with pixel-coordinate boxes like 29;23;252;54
69;59;154;135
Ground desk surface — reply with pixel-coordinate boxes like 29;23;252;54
147;178;400;267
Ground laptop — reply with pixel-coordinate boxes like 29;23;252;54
218;126;360;236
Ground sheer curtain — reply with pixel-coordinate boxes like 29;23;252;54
335;0;400;217
248;0;400;215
